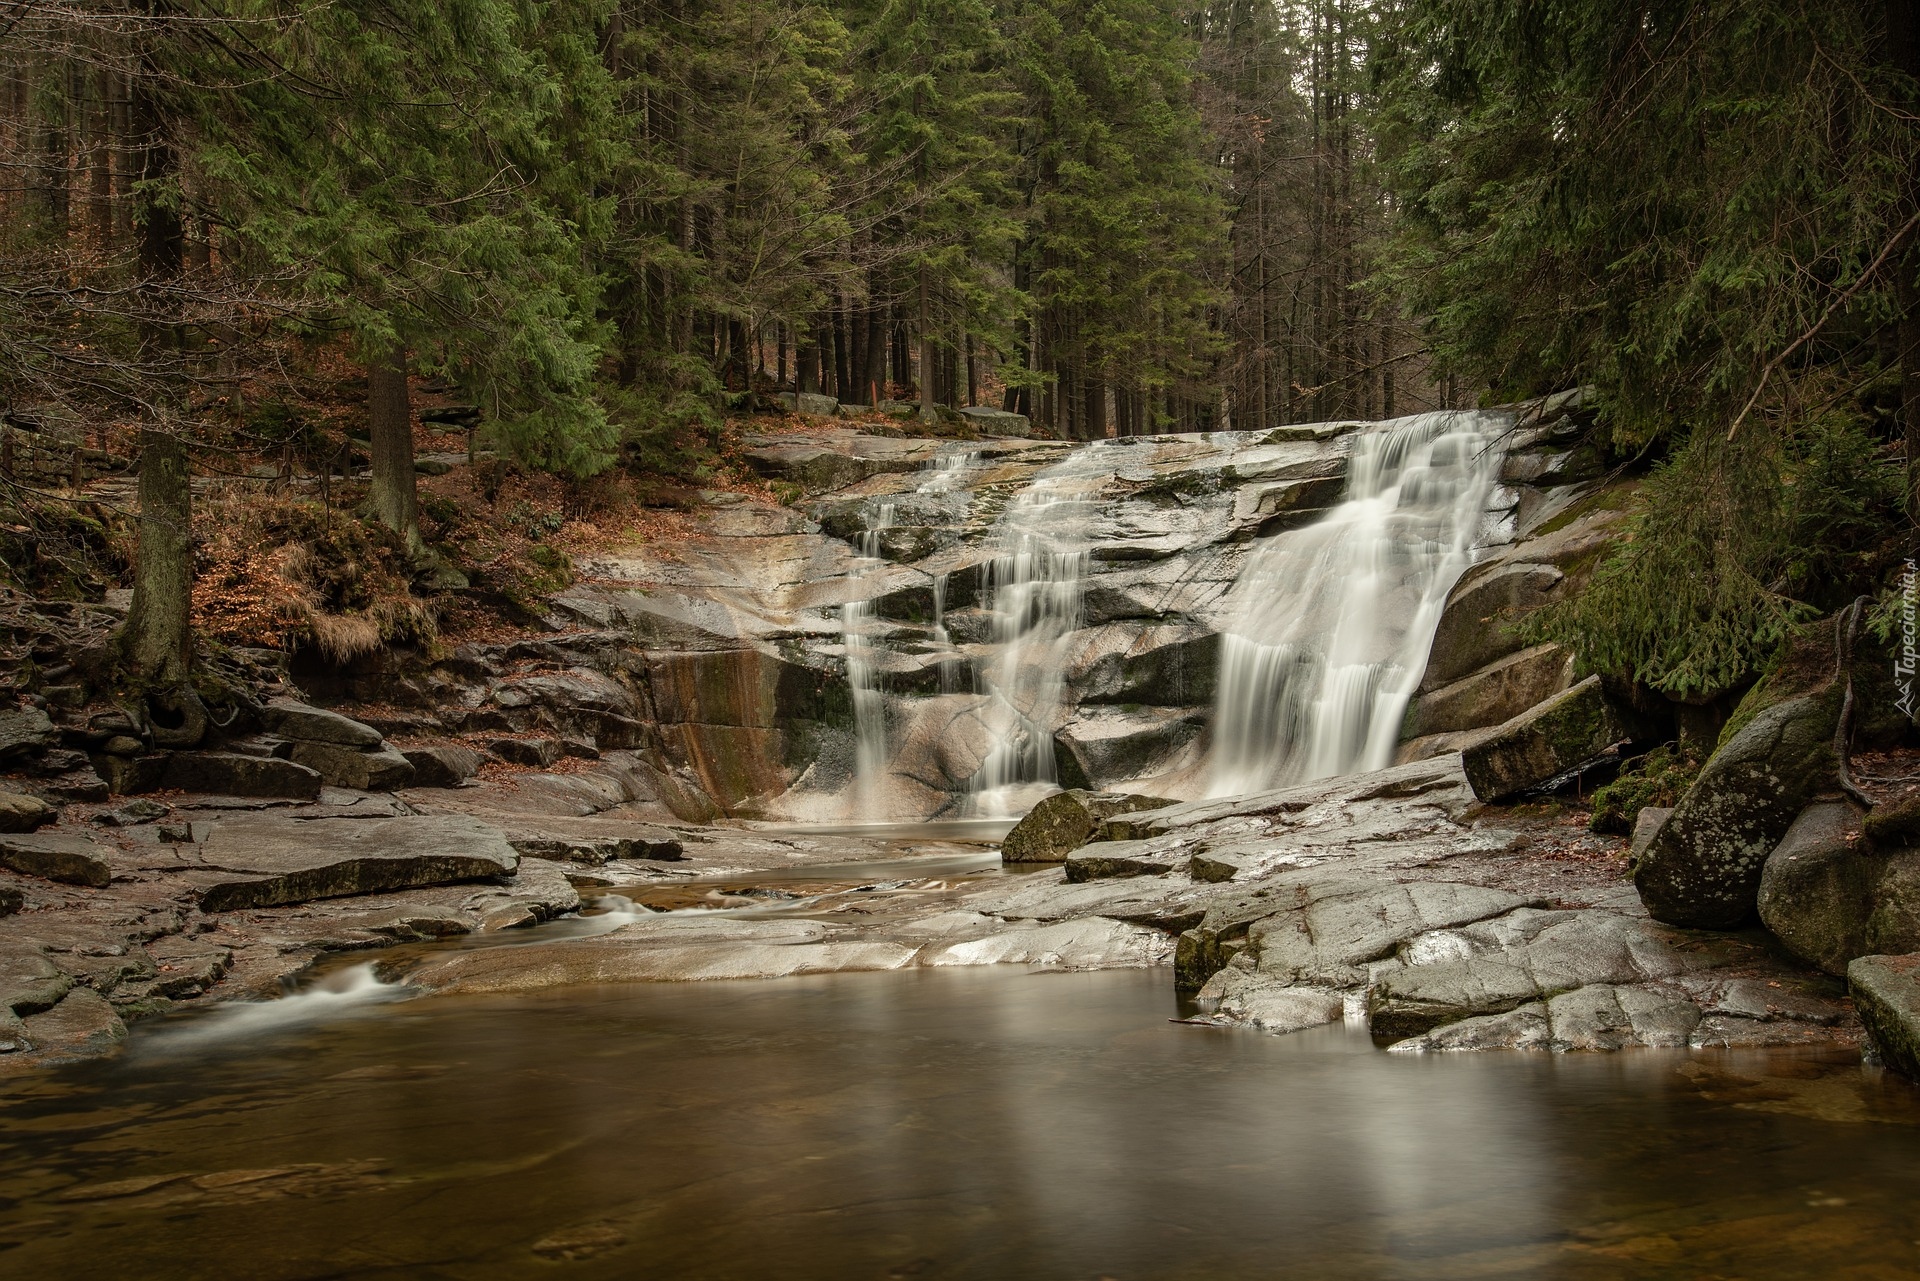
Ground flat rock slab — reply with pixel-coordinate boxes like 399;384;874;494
0;833;112;887
195;815;519;912
1850;954;1920;1079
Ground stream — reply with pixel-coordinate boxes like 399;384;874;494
2;964;1916;1279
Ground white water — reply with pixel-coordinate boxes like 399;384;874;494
842;448;985;821
967;442;1113;817
1207;411;1506;797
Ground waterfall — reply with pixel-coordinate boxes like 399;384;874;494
1206;410;1506;798
840;447;984;821
967;442;1113;817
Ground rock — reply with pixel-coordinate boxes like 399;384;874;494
957;406;1031;436
196;814;519;912
1849;954;1920;1079
1865;794;1920;846
20;987;126;1060
0;791;54;834
777;391;840;417
1629;806;1673;866
1421;563;1566;690
401;744;482;788
1248;878;1540;989
1758;801;1920;974
1202;971;1347;1034
1402;643;1574;739
0;705;57;764
508;832;685;864
1062;839;1180;883
259;699;386;748
93;798;169;827
161;752;324;800
100;735;145;755
157;823;193;843
92;751;171;795
1460;676;1636;801
490;737;562;768
1052;708;1205;790
287;741;417;791
34;765;109;804
1189;851;1250;883
1635;689;1840;929
1;948;73;1015
1000;789;1177;864
0;888;19;917
0;832;112;887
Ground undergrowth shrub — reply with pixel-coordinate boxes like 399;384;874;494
1587;744;1701;835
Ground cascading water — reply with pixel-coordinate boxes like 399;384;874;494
967;442;1113;817
1206;410;1507;797
841;447;984;821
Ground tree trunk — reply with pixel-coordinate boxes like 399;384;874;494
122;427;192;685
368;343;421;554
1888;0;1920;540
917;269;937;423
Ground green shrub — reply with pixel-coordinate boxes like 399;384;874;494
1588;744;1701;835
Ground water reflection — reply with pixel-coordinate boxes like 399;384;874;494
0;968;1914;1280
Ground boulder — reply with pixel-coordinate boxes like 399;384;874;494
0;791;54;834
1402;643;1573;739
1000;789;1177;864
0;706;57;764
776;391;840;418
93;798;168;827
92;751;171;796
1062;840;1180;883
401;744;482;788
1460;676;1635;801
1;947;74;1015
490;737;562;768
196;814;519;911
287;741;417;791
1850;954;1920;1079
259;700;385;748
20;986;126;1060
1865;794;1920;846
1634;689;1840;929
1629;806;1673;866
507;831;684;864
161;752;324;800
0;832;112;887
1758;802;1920;975
957;406;1031;437
1052;708;1204;790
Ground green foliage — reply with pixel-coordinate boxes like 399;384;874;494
1525;415;1902;699
1589;744;1700;836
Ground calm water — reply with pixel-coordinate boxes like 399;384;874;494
2;967;1917;1280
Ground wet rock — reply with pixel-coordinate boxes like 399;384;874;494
1201;971;1346;1035
924;917;1171;969
260;700;385;749
1;948;73;1015
1849;954;1920;1078
1460;676;1636;801
1635;689;1840;929
287;742;416;791
145;935;232;1000
1000;789;1177;864
508;832;684;864
161;752;324;801
19;987;126;1061
0;706;58;764
1247;877;1540;989
401;744;481;788
0;791;54;833
1062;839;1180;883
0;832;112;887
196;814;519;912
0;1008;29;1053
1403;643;1574;739
1758;802;1920;975
1188;851;1250;883
1052;708;1204;790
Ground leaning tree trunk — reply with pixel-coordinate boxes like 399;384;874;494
367;343;422;554
122;427;192;685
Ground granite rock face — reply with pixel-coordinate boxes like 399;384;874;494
195;814;519;911
400;745;481;788
1460;676;1636;802
1000;789;1175;864
160;752;324;801
260;700;385;749
1759;802;1920;975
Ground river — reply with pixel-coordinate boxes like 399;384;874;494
2;964;1915;1279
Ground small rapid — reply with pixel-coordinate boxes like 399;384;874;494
1206;410;1506;796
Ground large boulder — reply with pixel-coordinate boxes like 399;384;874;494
1759;802;1920;975
287;741;416;791
1403;643;1573;739
0;706;57;765
1460;676;1636;801
196;814;519;911
1000;789;1177;864
1635;691;1840;929
161;751;324;800
1849;954;1920;1079
260;699;384;748
401;744;482;788
1052;708;1204;790
1421;564;1565;690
